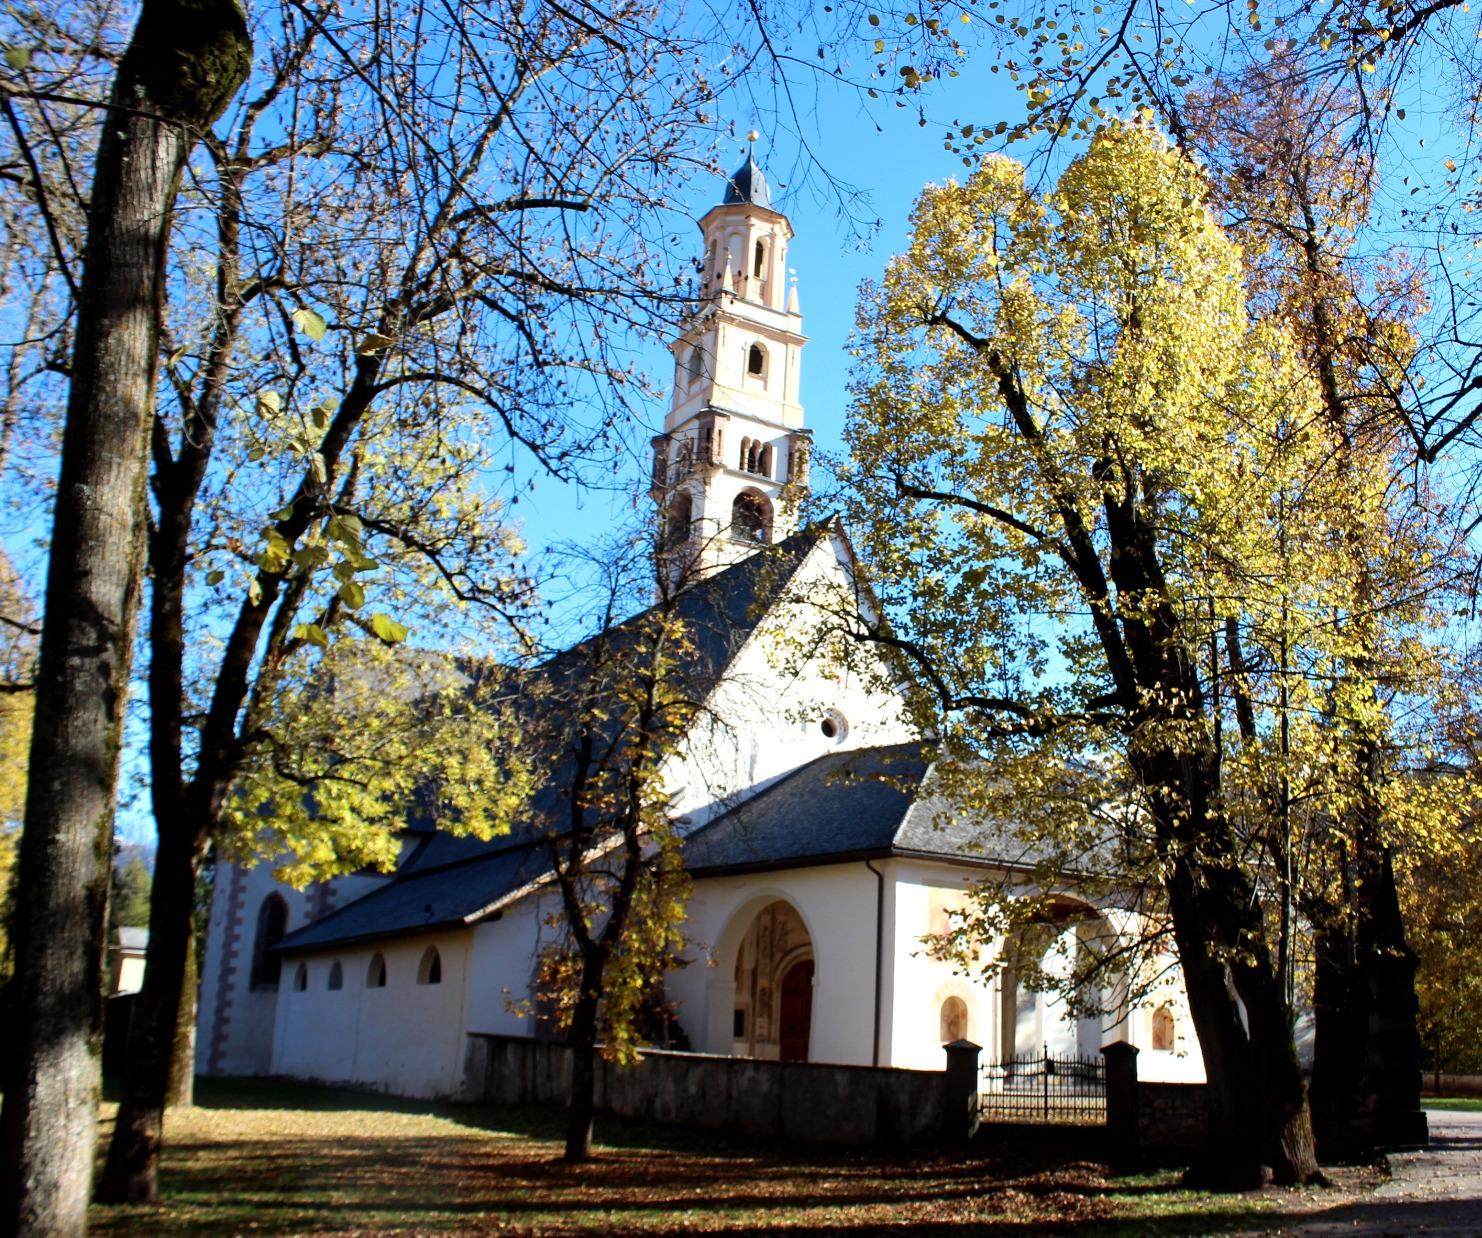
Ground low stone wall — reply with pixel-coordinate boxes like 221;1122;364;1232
466;1033;974;1146
1424;1073;1482;1098
1136;1081;1209;1161
1102;1042;1208;1166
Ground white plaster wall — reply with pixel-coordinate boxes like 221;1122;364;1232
272;930;471;1098
198;862;308;1076
1130;948;1206;1084
462;890;571;1037
882;861;1000;1071
669;864;881;1066
197;858;395;1077
664;532;914;831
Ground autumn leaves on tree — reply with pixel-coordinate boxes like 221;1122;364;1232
844;121;1461;1182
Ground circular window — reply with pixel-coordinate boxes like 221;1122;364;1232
820;710;848;742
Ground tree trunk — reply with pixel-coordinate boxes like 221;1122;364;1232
0;4;249;1230
96;831;203;1200
564;960;604;1163
1148;757;1322;1187
1311;853;1428;1160
167;933;198;1108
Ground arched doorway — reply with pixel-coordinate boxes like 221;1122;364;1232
728;899;814;1061
778;959;814;1061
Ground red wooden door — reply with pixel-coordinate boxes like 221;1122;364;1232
778;959;814;1062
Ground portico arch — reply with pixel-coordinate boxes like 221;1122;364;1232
713;895;816;1062
998;896;1119;1060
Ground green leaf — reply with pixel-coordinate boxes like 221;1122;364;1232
291;545;329;570
291;622;329;648
338;580;366;609
310;452;327;484
292;307;327;341
205;569;225;586
358;331;396;355
369;613;409;643
4;46;33;71
271;503;296;522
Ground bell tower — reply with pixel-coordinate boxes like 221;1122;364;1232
652;147;812;586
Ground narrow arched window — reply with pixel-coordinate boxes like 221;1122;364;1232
739;437;752;470
664;493;692;550
940;995;968;1044
747;343;765;377
753;238;766;278
293;962;308;992
418;946;442;986
1152;1004;1175;1051
250;894;288;990
759;444;773;478
731;491;771;544
327;960;344;991
746;440;761;473
367;952;387;988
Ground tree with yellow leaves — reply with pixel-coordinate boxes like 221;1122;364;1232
841;121;1433;1183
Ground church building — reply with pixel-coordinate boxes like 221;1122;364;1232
196;157;1204;1100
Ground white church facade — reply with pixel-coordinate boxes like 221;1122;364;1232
196;157;1206;1101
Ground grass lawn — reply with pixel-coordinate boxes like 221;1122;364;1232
1425;1096;1482;1112
89;1079;1378;1236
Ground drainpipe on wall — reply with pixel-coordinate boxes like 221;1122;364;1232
864;858;885;1067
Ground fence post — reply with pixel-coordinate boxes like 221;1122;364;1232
942;1038;982;1143
1101;1041;1140;1164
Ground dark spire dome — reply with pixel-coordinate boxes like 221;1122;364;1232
722;153;772;209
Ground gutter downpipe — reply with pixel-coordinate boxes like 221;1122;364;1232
864;858;885;1067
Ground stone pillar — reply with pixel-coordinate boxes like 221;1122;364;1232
941;1038;981;1143
1102;1041;1140;1164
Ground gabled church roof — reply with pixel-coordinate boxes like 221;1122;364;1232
278;522;833;954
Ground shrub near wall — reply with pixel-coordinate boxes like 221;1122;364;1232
466;1033;956;1146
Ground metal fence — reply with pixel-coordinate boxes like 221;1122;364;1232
979;1047;1106;1124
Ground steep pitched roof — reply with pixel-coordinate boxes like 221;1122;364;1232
681;742;1006;875
278;524;831;954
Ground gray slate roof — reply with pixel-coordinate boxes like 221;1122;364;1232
682;742;1002;875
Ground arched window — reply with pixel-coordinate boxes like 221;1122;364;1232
940;995;969;1044
759;444;773;477
250;894;288;990
1152;1004;1175;1051
327;960;344;991
747;343;766;377
418;946;442;986
731;491;771;544
746;440;761;473
738;437;752;470
687;345;705;385
664;493;692;550
292;963;308;992
753;238;766;278
367;952;387;988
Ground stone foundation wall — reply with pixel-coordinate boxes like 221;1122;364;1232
466;1033;969;1146
1136;1081;1209;1162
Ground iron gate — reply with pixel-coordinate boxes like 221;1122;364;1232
979;1047;1106;1124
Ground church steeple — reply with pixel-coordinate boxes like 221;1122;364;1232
653;147;812;586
